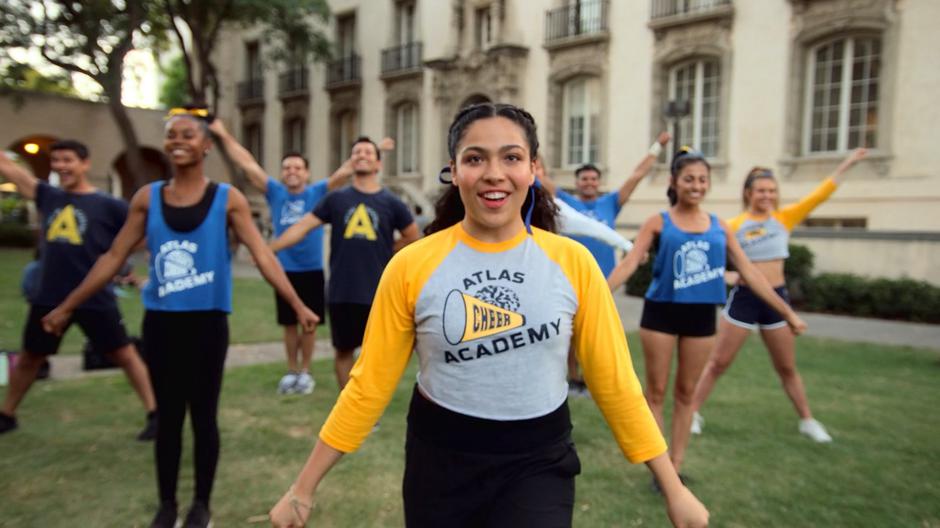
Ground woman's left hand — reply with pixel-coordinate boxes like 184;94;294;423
269;487;312;527
41;306;73;336
787;312;807;335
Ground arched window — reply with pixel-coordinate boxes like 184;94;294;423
803;36;881;153
336;110;358;164
396;103;419;175
283;117;306;157
668;58;721;157
562;76;600;167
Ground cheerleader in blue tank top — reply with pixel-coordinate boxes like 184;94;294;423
43;107;320;528
607;147;806;479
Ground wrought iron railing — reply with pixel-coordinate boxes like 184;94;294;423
237;78;264;103
326;54;361;87
650;0;732;20
278;67;308;96
381;42;423;74
545;0;609;43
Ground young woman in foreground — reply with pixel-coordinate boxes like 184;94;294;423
269;103;708;527
690;148;867;442
607;148;807;481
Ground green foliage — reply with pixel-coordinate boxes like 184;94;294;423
0;195;28;223
0;223;36;247
625;251;654;297
803;273;940;323
783;243;814;302
0;63;79;98
157;55;188;108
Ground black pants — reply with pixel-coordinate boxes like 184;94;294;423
402;388;581;527
143;310;228;505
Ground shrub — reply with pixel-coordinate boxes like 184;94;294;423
0;222;36;247
802;273;940;324
784;244;814;302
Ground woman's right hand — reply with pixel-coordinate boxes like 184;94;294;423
786;311;808;335
269;486;314;527
665;485;709;527
41;306;73;337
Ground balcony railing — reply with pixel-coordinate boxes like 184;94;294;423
278;67;309;97
381;42;423;76
325;54;361;88
545;0;609;44
650;0;732;20
237;78;264;104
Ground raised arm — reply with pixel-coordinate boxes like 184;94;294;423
227;188;320;329
207;118;269;192
41;186;150;335
723;220;806;335
325;157;355;191
0;151;39;200
831;147;867;185
617;131;671;207
607;214;662;291
270;212;324;252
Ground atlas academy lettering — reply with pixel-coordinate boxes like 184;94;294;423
157;240;215;298
445;268;563;364
672;239;724;290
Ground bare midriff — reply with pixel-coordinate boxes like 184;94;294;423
740;259;787;289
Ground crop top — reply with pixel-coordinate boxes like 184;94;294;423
727;178;837;262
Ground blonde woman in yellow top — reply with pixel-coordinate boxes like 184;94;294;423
268;103;708;527
690;148;867;443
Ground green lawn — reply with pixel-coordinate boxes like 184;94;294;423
1;335;938;526
0;247;327;354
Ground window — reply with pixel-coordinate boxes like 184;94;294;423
801;217;868;229
244;123;263;165
337;15;357;58
562;77;600;167
475;7;492;49
804;36;880;154
336;110;358;165
396;1;416;46
284;118;306;157
668;59;721;157
245;41;261;81
396;103;418;175
568;0;603;35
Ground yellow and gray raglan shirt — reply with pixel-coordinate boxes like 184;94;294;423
728;178;838;262
319;223;666;463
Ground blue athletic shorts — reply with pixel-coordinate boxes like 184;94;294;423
722;285;790;330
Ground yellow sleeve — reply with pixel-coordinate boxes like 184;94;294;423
725;211;749;233
777;178;838;231
318;249;417;453
548;235;667;462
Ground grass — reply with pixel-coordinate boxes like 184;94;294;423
1;335;939;526
0;247;327;354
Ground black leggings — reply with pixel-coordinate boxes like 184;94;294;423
143;310;228;505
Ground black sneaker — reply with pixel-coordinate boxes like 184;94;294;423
0;413;17;435
182;500;212;528
137;411;158;441
149;501;177;528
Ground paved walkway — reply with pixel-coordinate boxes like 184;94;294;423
43;291;939;382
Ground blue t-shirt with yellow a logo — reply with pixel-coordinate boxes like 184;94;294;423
33;182;128;309
313;186;413;305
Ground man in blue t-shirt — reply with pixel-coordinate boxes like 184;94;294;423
545;131;671;277
271;136;419;389
0;142;156;438
211;119;354;395
539;131;670;396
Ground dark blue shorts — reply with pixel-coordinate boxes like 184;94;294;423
722;285;790;330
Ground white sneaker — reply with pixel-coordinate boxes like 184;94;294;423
799;418;833;443
295;372;315;395
277;372;298;394
690;412;704;435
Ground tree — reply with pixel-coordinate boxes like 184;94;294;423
164;0;331;108
0;63;79;97
0;0;163;190
162;0;332;189
158;54;188;108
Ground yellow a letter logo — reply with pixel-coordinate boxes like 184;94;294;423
46;205;83;245
343;203;377;240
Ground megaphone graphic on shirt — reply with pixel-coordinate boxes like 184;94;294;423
442;289;526;345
